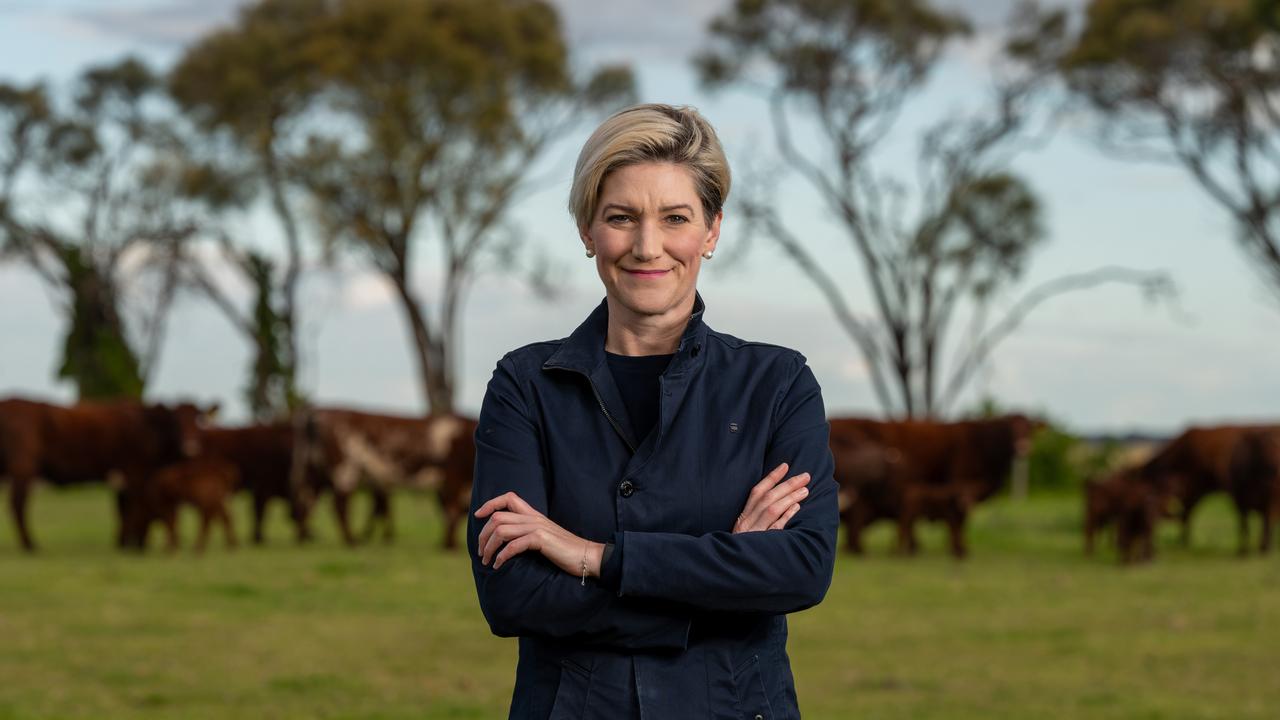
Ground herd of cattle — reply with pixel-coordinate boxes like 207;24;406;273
0;396;1277;564
0;397;476;553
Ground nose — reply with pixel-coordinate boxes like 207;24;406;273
631;219;663;262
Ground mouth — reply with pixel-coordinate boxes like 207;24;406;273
623;268;671;278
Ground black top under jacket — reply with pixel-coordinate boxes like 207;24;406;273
605;350;674;446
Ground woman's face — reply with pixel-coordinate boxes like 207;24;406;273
581;162;721;322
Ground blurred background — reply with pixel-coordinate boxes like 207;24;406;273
2;0;1277;431
1;1;1278;718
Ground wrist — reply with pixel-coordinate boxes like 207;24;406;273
586;540;605;578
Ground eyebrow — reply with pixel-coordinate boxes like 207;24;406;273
600;203;695;215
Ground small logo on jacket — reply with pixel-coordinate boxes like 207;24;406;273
728;422;740;433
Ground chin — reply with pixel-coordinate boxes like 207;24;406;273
612;288;688;317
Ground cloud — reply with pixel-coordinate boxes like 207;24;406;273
550;0;731;64
60;0;241;46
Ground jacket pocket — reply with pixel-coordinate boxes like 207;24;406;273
732;654;775;720
548;657;594;720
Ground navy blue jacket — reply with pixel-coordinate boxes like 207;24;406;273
468;294;838;720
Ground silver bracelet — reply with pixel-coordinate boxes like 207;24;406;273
580;541;588;586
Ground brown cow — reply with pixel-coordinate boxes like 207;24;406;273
1132;425;1280;552
0;397;206;551
1084;469;1164;563
303;408;476;548
199;423;351;546
829;415;1035;558
146;457;240;552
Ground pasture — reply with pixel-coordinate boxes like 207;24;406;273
0;486;1277;719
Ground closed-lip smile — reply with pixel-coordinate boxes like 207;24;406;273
624;268;670;276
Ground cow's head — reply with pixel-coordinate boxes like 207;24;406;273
145;400;214;460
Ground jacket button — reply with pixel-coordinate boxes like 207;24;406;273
619;480;635;498
754;715;764;720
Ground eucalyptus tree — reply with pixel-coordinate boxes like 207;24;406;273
698;0;1173;418
0;59;198;399
170;0;320;419
295;0;634;413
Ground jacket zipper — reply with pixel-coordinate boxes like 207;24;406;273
545;364;636;454
588;378;636;454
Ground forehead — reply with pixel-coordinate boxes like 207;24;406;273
598;162;699;209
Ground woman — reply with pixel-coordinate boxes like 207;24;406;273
468;103;838;720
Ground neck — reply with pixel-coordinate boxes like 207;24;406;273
603;293;694;356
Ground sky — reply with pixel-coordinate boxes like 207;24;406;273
0;0;1277;435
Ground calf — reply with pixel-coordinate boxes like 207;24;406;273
147;457;240;552
1084;470;1165;563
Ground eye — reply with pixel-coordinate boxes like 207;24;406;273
665;214;689;224
606;214;633;224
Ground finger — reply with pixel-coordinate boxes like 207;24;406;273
503;492;544;519
761;472;810;507
478;511;519;555
493;534;537;570
769;503;801;530
474;492;517;518
482;522;541;565
749;473;809;525
749;463;789;501
742;465;796;527
477;509;527;549
749;483;809;532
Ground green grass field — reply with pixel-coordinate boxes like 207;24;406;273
1;485;1277;719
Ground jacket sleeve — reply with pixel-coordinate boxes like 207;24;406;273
467;355;693;650
605;356;838;614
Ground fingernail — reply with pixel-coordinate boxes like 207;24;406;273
798;487;808;497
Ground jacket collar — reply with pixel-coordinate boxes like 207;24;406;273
542;291;709;375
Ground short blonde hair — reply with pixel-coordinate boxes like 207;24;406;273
569;103;730;230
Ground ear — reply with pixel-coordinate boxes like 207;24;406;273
579;226;595;256
703;210;723;255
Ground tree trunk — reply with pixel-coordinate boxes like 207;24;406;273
388;274;452;414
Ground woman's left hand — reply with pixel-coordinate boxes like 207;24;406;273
475;492;604;575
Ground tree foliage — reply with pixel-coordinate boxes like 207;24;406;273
1059;0;1280;306
172;0;634;415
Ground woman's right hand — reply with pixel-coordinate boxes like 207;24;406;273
733;462;810;533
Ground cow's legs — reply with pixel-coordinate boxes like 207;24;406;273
948;510;968;559
8;475;36;552
195;507;213;554
114;489;130;548
330;490;356;547
379;492;394;544
218;502;237;549
291;499;314;544
1084;513;1097;556
844;505;866;555
1260;507;1273;554
895;507;919;556
362;488;392;544
252;491;269;545
1236;505;1251;557
443;506;461;550
164;505;182;553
